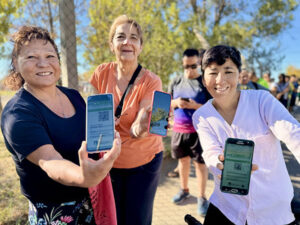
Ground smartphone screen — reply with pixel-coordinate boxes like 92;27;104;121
148;91;171;136
86;94;114;152
220;138;254;195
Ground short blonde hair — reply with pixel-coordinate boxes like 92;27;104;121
109;15;143;45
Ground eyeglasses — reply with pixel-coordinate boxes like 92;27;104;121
183;64;198;70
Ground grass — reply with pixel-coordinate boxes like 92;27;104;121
0;134;28;225
0;127;172;225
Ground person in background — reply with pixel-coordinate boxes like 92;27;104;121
288;74;299;112
89;15;164;225
193;45;299;225
257;73;269;89
263;72;277;95
276;73;290;107
169;48;210;216
1;26;121;224
238;68;268;90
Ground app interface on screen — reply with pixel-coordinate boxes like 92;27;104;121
149;92;170;136
87;95;114;151
222;143;253;189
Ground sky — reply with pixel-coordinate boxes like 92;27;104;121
272;5;300;77
0;4;299;80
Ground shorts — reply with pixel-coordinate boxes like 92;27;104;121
171;131;205;164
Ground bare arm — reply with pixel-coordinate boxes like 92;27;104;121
130;98;152;138
27;132;121;188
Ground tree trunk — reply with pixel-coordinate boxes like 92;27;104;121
59;0;78;90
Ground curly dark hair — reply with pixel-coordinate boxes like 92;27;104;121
5;26;60;90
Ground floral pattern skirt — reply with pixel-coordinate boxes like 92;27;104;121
28;196;96;225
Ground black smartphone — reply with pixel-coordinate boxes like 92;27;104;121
180;97;190;102
148;91;171;137
86;94;115;153
220;138;255;195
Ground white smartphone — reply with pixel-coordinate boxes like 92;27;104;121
86;94;115;153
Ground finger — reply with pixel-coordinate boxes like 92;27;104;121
104;137;121;161
218;154;224;162
252;164;259;171
167;124;173;129
114;131;121;139
78;141;88;162
217;174;222;180
114;117;120;126
217;163;224;170
143;105;151;113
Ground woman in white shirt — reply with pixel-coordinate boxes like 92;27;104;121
192;45;300;225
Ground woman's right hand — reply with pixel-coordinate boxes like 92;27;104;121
78;132;121;187
216;153;258;179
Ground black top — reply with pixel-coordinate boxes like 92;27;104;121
1;86;88;203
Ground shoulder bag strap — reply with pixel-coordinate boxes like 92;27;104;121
115;64;142;118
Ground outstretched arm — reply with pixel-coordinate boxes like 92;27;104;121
27;132;121;188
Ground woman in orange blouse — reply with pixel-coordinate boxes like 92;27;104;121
90;15;164;225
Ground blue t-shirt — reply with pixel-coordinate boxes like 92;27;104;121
1;86;88;203
168;75;211;133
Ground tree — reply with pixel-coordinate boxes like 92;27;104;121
85;0;299;86
169;0;299;76
85;0;182;87
0;0;25;51
286;65;300;77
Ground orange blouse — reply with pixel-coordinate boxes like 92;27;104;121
90;62;164;168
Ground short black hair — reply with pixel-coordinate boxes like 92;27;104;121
201;45;242;73
183;48;199;57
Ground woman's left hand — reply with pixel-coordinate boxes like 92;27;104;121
216;153;259;179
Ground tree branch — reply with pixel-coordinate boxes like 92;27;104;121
193;27;210;49
214;0;226;27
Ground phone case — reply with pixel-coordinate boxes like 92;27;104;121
220;138;254;195
86;94;115;153
148;90;172;137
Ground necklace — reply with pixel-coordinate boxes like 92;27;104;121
56;89;66;118
24;84;67;118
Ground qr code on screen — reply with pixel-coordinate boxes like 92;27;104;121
98;111;109;122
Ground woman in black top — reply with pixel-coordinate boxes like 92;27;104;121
1;26;121;224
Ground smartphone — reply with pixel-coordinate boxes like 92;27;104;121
86;94;114;153
148;91;171;137
220;138;255;195
180;97;190;102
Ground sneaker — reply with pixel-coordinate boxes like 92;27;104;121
172;189;190;204
197;197;209;216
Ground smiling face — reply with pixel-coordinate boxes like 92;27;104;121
203;58;240;100
110;23;142;63
14;39;61;89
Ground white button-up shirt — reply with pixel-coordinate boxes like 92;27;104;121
192;90;300;225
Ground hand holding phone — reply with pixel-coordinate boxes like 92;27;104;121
86;94;115;153
180;97;190;102
220;138;255;195
148;91;171;136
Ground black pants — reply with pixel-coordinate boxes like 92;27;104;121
110;151;163;225
204;203;298;225
204;203;235;225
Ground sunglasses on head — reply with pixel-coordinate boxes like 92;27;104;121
183;64;198;69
